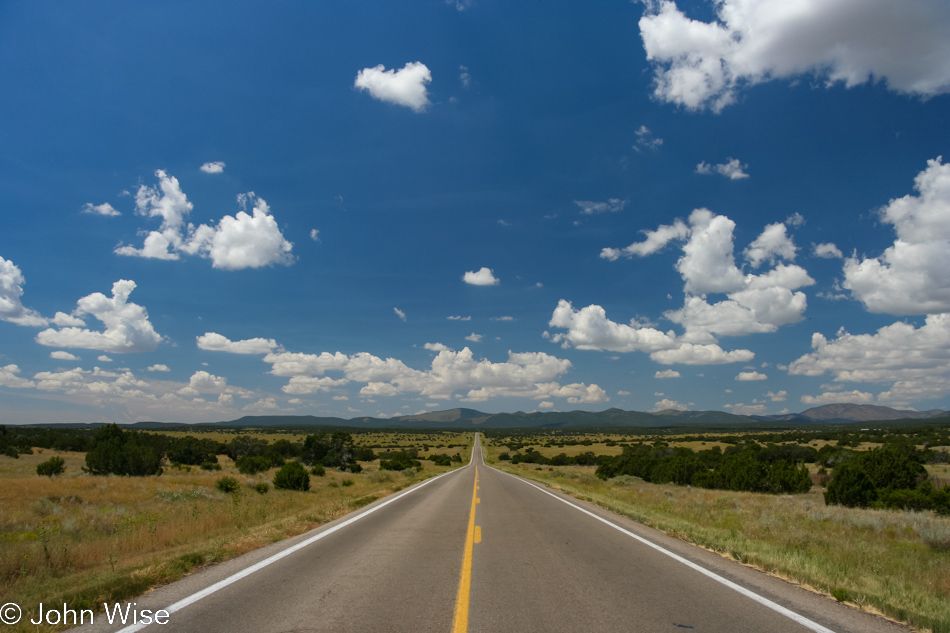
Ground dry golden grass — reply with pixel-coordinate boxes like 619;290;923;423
0;434;473;633
482;440;950;633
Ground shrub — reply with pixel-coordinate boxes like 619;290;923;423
498;452;511;461
254;482;270;494
341;479;355;487
824;462;877;508
380;452;421;471
216;476;239;493
311;464;326;476
273;461;310;491
36;456;66;477
236;455;272;475
431;454;452;466
200;461;221;471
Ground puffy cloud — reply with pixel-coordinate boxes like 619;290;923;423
424;343;453;352
310;229;321;242
653;398;689;412
538;401;555;409
50;351;80;361
197;332;280;355
193;193;294;270
736;371;767;381
842;157;950;315
814;242;843;259
655;369;681;378
115;170;193;260
789;314;950;403
600;219;689;261
0;256;48;326
178;370;227;396
549;300;754;365
801;390;875;406
786;213;805;228
724;403;768;416
263;346;604;404
639;0;950;111
354;62;432;112
394;307;406;322
574;199;627;215
463;267;499;286
549;301;678;353
35;280;162;353
244;397;279;412
147;364;170;372
604;211;813;343
282;376;349;395
447;315;471;321
0;364;35;389
81;202;120;216
695;158;749;180
200;161;225;174
53;312;85;327
744;223;796;268
634;125;663;152
97;355;113;363
115;172;293;270
766;390;787;402
465;333;483;343
650;343;754;365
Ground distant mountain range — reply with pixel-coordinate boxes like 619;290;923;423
115;403;948;430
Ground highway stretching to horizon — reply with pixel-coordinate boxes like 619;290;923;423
70;434;910;633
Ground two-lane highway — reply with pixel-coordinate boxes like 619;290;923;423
72;434;910;633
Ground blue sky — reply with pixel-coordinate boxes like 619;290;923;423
1;0;949;424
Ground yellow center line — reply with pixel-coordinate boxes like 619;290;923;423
451;466;479;633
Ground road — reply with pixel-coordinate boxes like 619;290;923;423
70;434;909;633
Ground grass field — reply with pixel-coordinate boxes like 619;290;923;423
481;438;950;633
0;433;473;633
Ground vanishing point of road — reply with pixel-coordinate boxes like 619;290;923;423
71;434;910;633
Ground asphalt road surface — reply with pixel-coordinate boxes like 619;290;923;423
70;435;910;633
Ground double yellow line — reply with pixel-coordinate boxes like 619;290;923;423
451;466;480;633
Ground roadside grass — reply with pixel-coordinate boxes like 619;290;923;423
483;443;950;633
0;436;472;633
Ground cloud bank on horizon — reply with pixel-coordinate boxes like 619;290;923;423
0;1;948;423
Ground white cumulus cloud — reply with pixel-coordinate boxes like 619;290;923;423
200;161;226;174
814;243;843;259
0;256;48;327
639;0;950;111
842;157;950;315
50;351;80;361
0;364;34;389
801;390;875;406
115;171;294;270
655;369;681;379
81;202;121;216
355;62;432;112
695;158;749;180
736;371;767;381
35;280;162;354
147;364;170;372
788;313;950;404
463;267;499;286
196;332;280;355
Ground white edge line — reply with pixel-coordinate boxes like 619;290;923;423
116;449;476;633
493;467;837;633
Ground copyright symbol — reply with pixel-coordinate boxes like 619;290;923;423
0;603;21;625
